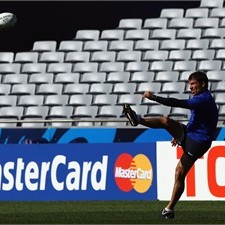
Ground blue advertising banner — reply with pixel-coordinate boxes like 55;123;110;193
0;143;157;201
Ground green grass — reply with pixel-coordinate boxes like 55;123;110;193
0;201;224;224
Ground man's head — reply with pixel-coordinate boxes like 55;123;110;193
188;71;209;96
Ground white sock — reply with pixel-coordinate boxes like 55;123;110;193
165;207;173;212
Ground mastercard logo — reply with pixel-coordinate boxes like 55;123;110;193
114;153;153;193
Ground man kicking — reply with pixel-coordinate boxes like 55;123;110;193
123;71;218;219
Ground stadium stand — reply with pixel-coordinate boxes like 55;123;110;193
0;0;225;127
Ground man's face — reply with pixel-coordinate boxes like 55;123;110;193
188;78;205;96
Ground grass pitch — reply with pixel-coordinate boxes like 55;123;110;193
0;200;224;224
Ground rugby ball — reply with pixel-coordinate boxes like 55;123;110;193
0;12;17;31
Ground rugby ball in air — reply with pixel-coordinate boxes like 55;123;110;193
0;12;17;31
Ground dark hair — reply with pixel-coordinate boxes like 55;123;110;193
188;71;208;88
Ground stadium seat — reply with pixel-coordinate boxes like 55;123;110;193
211;8;225;18
124;29;149;40
58;41;83;52
54;73;80;84
91;51;116;62
174;61;197;71
100;62;124;72
73;62;98;73
207;71;225;82
83;41;108;51
92;94;117;106
209;39;225;49
151;29;176;40
109;40;134;51
134;40;159;51
150;61;173;71
169;50;191;61
118;18;142;30
154;71;179;83
72;106;98;118
169;18;194;29
29;73;54;84
186;39;209;50
89;83;112;95
117;51;142;62
160;40;185;50
200;0;224;8
126;62;149;72
117;94;142;105
215;93;225;105
22;106;49;119
14;52;39;63
65;52;90;63
0;95;17;107
32;41;57;52
202;28;225;39
47;63;72;73
198;60;222;71
136;82;161;94
10;84;36;95
185;8;209;18
47;106;74;119
143;50;169;61
160;82;185;94
130;72;155;83
75;30;100;41
105;72;130;83
18;95;44;107
195;18;219;29
44;95;69;106
39;52;65;63
64;83;89;95
3;74;28;85
68;94;92;106
143;18;167;29
112;83;136;94
177;28;201;39
0;52;14;63
0;106;24;119
0;84;11;95
21;63;46;74
36;84;63;95
145;105;171;117
215;49;225;60
80;72;106;84
0;63;21;74
191;50;215;60
96;105;123;118
160;8;184;19
100;29;124;40
169;107;190;119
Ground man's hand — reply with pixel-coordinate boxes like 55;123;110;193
143;91;154;100
171;138;178;147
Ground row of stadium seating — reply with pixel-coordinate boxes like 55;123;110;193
0;0;225;127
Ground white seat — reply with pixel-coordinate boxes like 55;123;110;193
136;82;161;94
160;82;185;94
100;62;124;72
215;50;225;60
211;8;225;18
118;18;142;30
112;83;136;94
0;52;14;63
73;62;98;73
207;71;225;82
174;61;197;71
3;74;28;84
215;93;225;105
151;29;176;40
32;41;57;52
47;106;74;119
191;50;215;60
91;51;116;62
169;93;190;100
0;119;18;128
22;106;49;119
36;84;63;95
97;105;123;118
64;84;89;95
0;84;11;95
198;60;222;71
195;18;219;29
200;0;223;8
29;73;54;84
72;106;98;118
169;108;190;119
117;51;142;62
58;41;83;52
100;29;124;41
105;72;130;83
146;105;171;117
135;40;159;51
143;18;167;29
150;61;173;71
10;84;36;95
179;71;194;82
75;30;100;41
47;63;72;73
0;95;17;107
44;95;69;106
143;50;169;61
130;72;155;83
160;40;185;50
154;71;179;83
177;29;201;39
39;52;65;63
54;73;80;84
0;63;21;74
160;9;184;19
125;29;149;40
0;106;24;119
83;41;108;51
21;63;46;74
218;105;225;118
18;95;44;106
65;52;90;63
15;52;38;63
117;94;142;105
80;72;106;83
89;83;113;94
185;8;209;18
92;94;117;106
109;40;134;51
169;50;191;61
68;94;92;106
186;39;209;50
169;18;193;29
209;39;225;49
126;62;149;72
202;28;225;39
